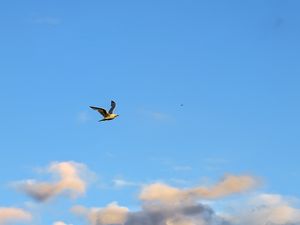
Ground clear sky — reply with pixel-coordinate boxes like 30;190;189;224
0;1;300;225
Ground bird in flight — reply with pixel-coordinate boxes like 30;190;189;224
90;100;119;122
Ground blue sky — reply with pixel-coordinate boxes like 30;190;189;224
0;0;300;225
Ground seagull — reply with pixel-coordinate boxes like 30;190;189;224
90;100;119;122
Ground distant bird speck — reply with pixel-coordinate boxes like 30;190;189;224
90;100;119;122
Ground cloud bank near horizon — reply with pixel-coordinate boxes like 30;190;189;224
72;173;299;225
2;161;300;225
71;173;300;225
73;192;300;225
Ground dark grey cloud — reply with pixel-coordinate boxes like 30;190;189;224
125;203;225;225
73;201;228;225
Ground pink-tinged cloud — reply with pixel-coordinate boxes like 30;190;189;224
140;175;259;204
72;202;129;225
190;174;259;199
0;207;32;225
16;161;93;202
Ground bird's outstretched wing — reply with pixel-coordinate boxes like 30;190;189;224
109;100;116;114
90;106;108;117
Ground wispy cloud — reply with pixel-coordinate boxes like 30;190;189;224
15;161;94;202
0;207;32;225
202;157;229;171
150;157;192;173
172;165;192;171
77;111;90;124
112;178;141;189
203;158;229;164
31;17;61;26
140;174;259;204
138;109;172;122
169;178;190;185
149;111;171;121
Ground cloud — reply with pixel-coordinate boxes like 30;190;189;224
53;221;72;225
138;109;172;122
226;193;300;225
112;179;141;189
73;193;300;225
31;17;61;25
0;207;32;225
140;183;184;204
72;174;259;225
16;161;93;202
7;161;298;225
72;202;129;225
125;203;220;225
172;166;192;172
70;170;300;225
77;111;90;123
190;174;259;199
202;158;229;171
73;192;300;225
149;112;171;121
72;201;222;225
140;175;259;204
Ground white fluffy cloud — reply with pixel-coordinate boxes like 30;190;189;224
0;207;32;225
16;161;93;202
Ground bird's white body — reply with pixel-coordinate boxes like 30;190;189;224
103;113;118;120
